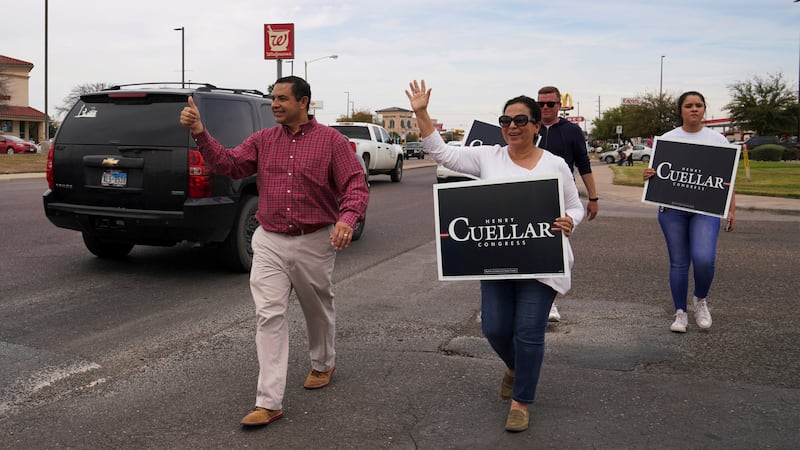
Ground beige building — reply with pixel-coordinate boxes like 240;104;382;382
376;107;418;142
0;55;46;142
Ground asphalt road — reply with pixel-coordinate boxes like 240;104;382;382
1;165;799;449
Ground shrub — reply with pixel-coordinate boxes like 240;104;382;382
782;146;799;161
749;144;785;161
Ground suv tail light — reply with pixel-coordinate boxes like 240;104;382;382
188;149;212;198
349;141;357;153
46;141;55;189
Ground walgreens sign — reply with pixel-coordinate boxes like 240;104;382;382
264;23;294;59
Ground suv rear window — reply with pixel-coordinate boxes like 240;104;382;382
201;97;259;147
57;94;189;147
331;125;371;140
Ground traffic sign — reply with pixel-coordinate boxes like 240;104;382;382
566;116;584;123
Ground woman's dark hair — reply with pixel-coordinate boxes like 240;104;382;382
675;91;706;126
503;95;542;123
275;76;312;111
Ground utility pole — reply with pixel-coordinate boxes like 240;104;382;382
174;27;185;88
44;0;49;140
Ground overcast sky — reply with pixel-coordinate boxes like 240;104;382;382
7;0;800;133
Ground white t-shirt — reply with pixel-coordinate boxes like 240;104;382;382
662;126;729;145
422;132;584;294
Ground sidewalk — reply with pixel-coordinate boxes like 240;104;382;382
588;161;800;215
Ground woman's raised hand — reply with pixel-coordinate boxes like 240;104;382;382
405;80;431;113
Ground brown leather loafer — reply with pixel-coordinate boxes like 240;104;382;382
303;365;335;389
505;408;529;432
500;372;514;400
240;407;283;426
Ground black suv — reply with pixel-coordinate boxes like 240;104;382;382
44;83;276;272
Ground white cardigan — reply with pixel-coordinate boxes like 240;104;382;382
423;132;584;294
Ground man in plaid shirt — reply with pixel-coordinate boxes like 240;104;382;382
180;76;369;427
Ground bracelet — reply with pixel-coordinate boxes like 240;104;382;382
588;197;599;202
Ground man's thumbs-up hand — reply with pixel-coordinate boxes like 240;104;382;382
179;96;204;134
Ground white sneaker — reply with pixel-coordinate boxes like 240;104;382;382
692;297;712;329
670;309;688;333
548;304;561;322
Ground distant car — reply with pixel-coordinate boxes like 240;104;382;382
403;141;424;159
599;144;653;164
1;135;38;154
743;135;781;151
435;140;478;183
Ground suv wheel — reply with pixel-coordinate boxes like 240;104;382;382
220;195;259;272
352;218;365;241
641;155;650;163
390;157;403;182
82;233;134;259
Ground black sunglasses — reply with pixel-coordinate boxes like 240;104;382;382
499;114;537;128
537;101;559;108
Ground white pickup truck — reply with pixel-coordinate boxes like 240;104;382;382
330;122;404;182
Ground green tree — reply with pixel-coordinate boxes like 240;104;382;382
56;82;114;118
725;73;799;136
590;93;676;141
405;132;419;142
47;115;59;137
591;107;626;141
336;109;381;124
625;93;676;137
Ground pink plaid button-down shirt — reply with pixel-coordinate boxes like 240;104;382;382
192;117;369;234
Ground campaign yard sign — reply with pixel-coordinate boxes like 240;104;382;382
463;119;540;148
433;175;568;280
643;137;740;218
464;120;506;147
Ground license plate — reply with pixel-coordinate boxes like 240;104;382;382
101;170;127;187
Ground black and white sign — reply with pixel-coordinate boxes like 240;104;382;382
464;120;506;147
433;175;568;280
642;137;740;217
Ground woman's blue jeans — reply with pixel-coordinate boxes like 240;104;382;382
658;208;720;311
480;279;556;404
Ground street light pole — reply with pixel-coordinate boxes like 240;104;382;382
174;27;185;88
345;91;350;117
44;0;49;140
304;54;338;81
659;55;665;98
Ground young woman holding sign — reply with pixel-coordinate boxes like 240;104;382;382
406;80;584;432
643;91;736;333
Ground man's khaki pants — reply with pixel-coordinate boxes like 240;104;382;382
249;226;336;410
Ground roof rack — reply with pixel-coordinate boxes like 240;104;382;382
104;82;266;97
105;82;218;90
194;86;267;97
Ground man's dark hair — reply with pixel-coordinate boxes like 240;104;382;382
275;76;312;111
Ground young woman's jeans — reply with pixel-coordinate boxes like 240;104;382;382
480;279;556;404
658;208;720;311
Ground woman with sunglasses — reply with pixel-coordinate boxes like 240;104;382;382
406;80;584;432
643;91;735;333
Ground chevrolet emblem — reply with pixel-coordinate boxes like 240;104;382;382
102;158;120;167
